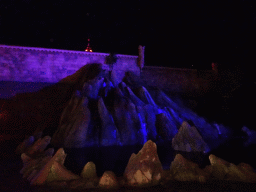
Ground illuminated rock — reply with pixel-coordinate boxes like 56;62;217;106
242;126;256;146
98;97;121;146
156;113;178;141
99;171;119;189
126;86;145;106
30;148;80;185
172;121;210;153
82;77;104;99
208;154;230;180
112;92;138;145
81;162;97;179
169;154;209;182
227;163;256;182
52;97;92;148
207;155;256;182
124;140;163;187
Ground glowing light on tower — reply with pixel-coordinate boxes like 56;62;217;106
85;38;93;52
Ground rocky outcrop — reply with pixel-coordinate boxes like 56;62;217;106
29;148;80;185
99;171;119;189
205;154;256;182
51;96;92;148
172;121;210;153
98;97;121;146
169;154;209;182
124;140;163;187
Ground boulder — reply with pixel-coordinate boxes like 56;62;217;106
172;121;210;153
99;171;119;189
26;136;51;157
169;154;209;182
227;163;256;182
81;161;97;179
208;154;230;180
30;148;80;185
124;140;163;187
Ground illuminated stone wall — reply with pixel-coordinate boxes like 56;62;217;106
0;45;139;83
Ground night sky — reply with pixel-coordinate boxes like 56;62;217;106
1;0;256;72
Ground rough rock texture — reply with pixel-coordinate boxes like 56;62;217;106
156;113;178;140
207;154;230;180
98;97;121;146
99;171;119;189
30;148;80;185
51;96;91;148
81;161;97;179
172;121;210;153
169;154;209;182
124;140;163;187
206;154;256;182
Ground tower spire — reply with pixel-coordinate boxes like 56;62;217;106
85;38;93;52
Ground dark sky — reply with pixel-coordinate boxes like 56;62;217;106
1;0;256;70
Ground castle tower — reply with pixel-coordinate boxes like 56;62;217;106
85;39;93;52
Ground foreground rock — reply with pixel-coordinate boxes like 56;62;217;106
99;171;119;189
30;148;80;185
169;154;209;182
206;154;256;182
172;121;210;153
124;140;163;187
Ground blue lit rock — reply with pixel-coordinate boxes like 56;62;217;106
112;92;138;145
124;140;163;187
172;121;210;153
82;77;104;99
242;126;256;146
156;113;178;141
126;86;145;106
98;97;121;146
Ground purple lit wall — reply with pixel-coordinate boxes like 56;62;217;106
0;45;139;83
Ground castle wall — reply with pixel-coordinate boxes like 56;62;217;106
0;45;139;83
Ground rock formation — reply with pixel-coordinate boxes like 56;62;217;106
169;154;209;182
123;140;163;187
172;121;210;153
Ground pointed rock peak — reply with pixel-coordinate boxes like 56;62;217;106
38;161;80;184
30;148;74;185
209;154;230;166
172;121;210;153
124;140;163;187
143;140;157;151
170;154;209;182
53;148;67;165
81;161;97;179
99;171;119;189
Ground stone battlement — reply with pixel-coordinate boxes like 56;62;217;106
0;45;139;83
